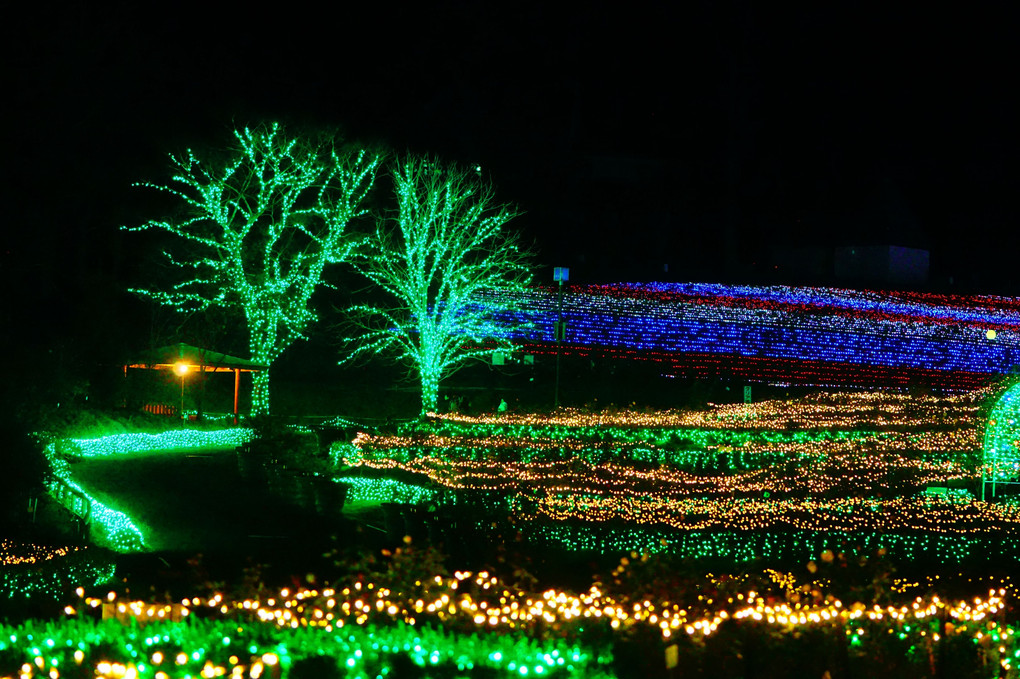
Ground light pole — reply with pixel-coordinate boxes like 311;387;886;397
553;267;569;408
174;362;189;422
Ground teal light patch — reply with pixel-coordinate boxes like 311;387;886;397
335;476;439;505
63;429;254;459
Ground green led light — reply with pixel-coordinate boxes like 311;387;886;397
518;524;1020;564
125;123;381;414
0;617;612;678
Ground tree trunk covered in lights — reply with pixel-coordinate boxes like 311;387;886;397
419;362;442;414
342;156;534;416
125;123;380;416
252;369;271;416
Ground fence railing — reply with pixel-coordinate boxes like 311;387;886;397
142;402;178;417
47;476;92;534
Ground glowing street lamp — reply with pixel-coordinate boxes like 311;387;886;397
174;362;189;421
553;267;569;408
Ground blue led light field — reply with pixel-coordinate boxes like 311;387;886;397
480;283;1020;389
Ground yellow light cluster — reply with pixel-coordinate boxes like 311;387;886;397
76;586;191;623
0;541;79;566
72;572;1010;644
430;387;990;431
348;446;975;507
892;573;1020;600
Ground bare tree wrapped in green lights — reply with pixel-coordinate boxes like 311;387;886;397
126;123;380;414
342;156;533;414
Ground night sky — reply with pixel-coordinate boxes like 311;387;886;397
4;2;1019;369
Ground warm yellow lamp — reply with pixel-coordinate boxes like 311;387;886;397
174;362;190;419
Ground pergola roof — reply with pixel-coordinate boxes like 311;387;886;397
126;342;267;373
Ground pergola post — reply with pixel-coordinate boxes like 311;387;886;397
233;368;240;425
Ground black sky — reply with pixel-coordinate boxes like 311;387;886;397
4;2;1019;359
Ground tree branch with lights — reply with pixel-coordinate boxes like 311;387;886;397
341;156;534;415
126;123;381;414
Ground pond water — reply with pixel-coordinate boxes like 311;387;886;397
67;449;353;558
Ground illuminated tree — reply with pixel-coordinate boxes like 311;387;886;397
342;156;533;414
126;123;380;414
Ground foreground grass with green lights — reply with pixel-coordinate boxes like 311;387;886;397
0;616;610;679
3;540;1020;678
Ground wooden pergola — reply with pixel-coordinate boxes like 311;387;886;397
124;343;267;422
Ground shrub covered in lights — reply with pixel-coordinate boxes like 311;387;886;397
983;381;1020;483
58;428;253;459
